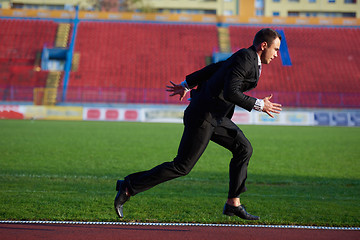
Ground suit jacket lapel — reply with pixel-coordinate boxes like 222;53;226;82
248;45;260;82
255;62;260;81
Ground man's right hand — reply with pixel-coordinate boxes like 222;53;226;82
166;81;187;101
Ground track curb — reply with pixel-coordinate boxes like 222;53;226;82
1;220;359;231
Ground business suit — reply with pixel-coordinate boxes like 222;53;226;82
124;45;260;198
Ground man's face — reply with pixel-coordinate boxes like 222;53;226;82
261;37;281;64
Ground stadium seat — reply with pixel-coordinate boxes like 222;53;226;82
68;22;218;103
1;18;359;108
229;25;360;107
0;19;58;101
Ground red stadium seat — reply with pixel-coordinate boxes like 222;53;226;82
229;26;360;107
1;19;359;108
0;19;58;101
68;22;218;103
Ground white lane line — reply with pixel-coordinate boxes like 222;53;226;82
0;220;359;231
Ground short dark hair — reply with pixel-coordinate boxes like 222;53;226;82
253;28;281;47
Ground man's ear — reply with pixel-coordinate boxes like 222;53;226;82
260;41;267;51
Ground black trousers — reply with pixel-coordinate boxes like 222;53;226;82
124;110;253;199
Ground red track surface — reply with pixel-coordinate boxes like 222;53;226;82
1;223;359;240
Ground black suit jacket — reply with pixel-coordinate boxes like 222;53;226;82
185;45;260;123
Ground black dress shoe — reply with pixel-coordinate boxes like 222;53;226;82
223;203;260;220
114;180;130;218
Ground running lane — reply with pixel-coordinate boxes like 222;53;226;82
0;223;359;240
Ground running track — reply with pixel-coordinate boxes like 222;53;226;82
1;221;359;240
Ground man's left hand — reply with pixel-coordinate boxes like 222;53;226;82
262;94;282;118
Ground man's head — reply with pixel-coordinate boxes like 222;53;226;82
253;28;281;64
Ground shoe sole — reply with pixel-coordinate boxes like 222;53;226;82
114;180;124;218
223;205;260;220
114;204;124;218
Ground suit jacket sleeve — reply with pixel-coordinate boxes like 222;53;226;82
185;61;224;89
223;50;257;112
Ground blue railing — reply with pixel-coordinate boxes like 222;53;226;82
62;6;79;102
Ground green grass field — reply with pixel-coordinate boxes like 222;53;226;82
0;119;359;227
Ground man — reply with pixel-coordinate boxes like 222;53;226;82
115;28;282;220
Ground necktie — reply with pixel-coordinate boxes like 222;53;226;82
258;65;262;77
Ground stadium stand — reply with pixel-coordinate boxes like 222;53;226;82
0;17;359;108
66;22;218;103
0;19;58;101
229;25;360;107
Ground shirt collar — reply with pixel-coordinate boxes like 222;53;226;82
257;53;261;67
